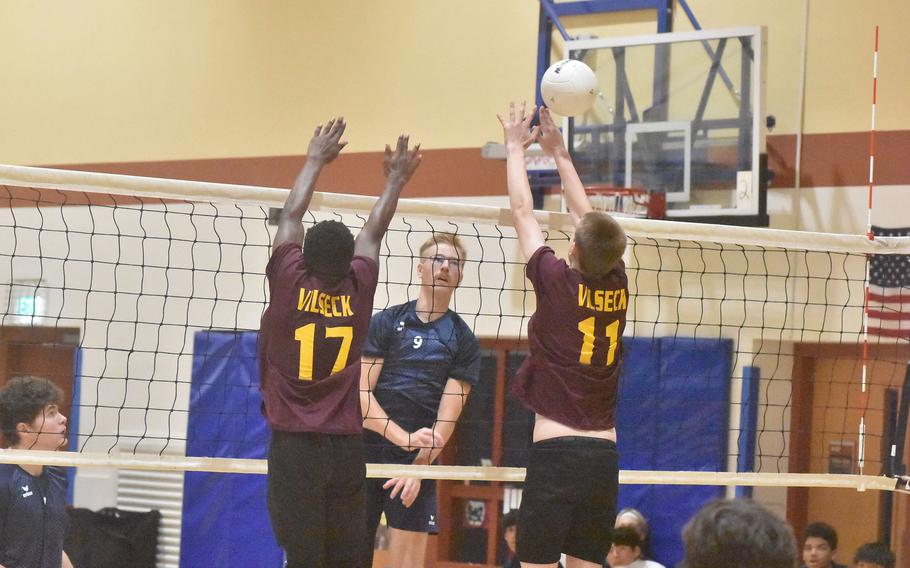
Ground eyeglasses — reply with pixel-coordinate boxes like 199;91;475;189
425;255;462;270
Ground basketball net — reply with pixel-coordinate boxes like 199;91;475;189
584;185;666;219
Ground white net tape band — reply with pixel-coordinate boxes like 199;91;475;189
1;164;908;256
0;450;900;492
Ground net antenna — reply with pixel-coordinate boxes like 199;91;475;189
859;25;881;476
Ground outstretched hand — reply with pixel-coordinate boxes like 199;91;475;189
537;107;568;158
384;134;422;184
497;101;539;151
307;117;347;164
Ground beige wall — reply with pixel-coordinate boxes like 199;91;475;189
2;1;909;166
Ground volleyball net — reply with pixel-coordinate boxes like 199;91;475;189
1;164;909;493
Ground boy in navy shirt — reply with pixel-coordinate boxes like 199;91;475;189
0;376;72;568
361;232;481;568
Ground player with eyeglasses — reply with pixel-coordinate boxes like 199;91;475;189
360;232;481;568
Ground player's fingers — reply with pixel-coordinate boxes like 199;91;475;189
385;478;403;499
520;100;527;119
323;118;336;135
334;118;346;138
403;484;418;507
314;124;323;137
509;101;515;121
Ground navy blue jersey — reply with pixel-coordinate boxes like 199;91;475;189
0;465;68;568
363;301;481;440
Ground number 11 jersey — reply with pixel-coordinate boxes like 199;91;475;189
258;241;379;434
512;245;629;431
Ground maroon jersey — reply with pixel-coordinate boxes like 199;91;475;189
258;241;379;434
512;246;628;430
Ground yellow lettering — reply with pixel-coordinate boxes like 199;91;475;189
301;289;314;312
297;288;314;312
322;294;331;317
308;290;319;313
341;295;352;317
579;287;627;312
331;296;341;317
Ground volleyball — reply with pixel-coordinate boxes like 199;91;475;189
540;59;598;117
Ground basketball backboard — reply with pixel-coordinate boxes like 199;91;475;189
563;27;768;225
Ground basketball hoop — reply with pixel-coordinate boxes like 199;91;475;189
584;185;666;219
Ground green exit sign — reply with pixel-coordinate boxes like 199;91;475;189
16;296;37;316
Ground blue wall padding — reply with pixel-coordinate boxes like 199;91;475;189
736;365;761;498
181;331;283;568
616;337;733;568
68;348;82;504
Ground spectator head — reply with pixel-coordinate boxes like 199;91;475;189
802;522;839;568
607;526;643;567
853;542;894;568
615;507;650;540
681;499;796;568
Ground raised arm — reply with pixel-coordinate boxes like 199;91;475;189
537;106;592;227
498;102;545;261
353;135;422;261
273;118;347;250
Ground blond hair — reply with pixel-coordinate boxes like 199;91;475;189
419;233;466;262
574;212;626;276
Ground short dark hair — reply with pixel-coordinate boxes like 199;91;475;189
854;542;894;568
574;211;626;276
804;522;838;551
682;499;796;568
302;220;354;281
0;376;62;446
611;526;642;549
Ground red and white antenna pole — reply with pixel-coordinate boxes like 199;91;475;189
859;25;879;477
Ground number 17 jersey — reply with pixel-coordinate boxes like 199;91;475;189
512;246;629;431
258;241;379;434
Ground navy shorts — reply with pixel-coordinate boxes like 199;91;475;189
362;432;438;566
365;475;438;533
517;436;618;564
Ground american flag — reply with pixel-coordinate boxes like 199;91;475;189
869;226;910;341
